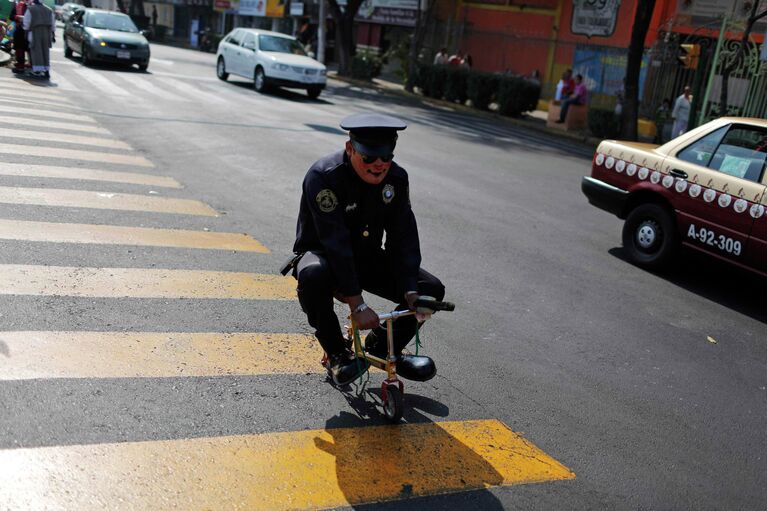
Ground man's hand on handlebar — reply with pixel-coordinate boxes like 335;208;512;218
342;294;380;330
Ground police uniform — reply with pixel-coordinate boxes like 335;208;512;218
293;114;445;363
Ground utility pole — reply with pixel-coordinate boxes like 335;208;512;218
699;15;728;126
318;0;326;63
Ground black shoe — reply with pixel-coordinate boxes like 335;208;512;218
44;71;50;80
329;350;369;386
11;68;23;74
396;354;437;382
555;119;565;124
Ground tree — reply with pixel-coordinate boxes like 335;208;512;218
621;0;657;140
129;0;145;17
405;0;437;92
327;0;364;76
718;1;767;117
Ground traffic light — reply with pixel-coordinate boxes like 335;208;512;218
678;43;700;70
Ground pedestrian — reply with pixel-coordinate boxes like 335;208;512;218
672;85;692;138
556;74;588;123
654;98;672;144
23;0;54;79
448;51;462;66
286;113;445;386
460;53;472;69
554;69;575;102
9;0;29;74
433;47;448;65
151;5;158;28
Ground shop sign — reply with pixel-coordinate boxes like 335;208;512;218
239;0;265;16
215;0;231;8
266;0;285;17
290;2;304;15
571;0;621;38
355;0;418;26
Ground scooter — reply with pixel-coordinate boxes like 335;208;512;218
322;297;455;422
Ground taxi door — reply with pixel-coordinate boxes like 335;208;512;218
220;29;243;77
240;33;257;79
663;124;766;266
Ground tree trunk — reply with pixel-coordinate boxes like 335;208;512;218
621;0;657;141
327;0;362;76
718;4;767;117
115;0;127;13
129;0;145;16
405;0;436;92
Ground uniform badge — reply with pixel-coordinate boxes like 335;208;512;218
316;189;338;213
382;184;395;204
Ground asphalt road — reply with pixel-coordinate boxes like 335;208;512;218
0;29;765;510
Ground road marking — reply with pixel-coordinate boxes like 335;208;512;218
50;72;79;91
0;420;574;510
159;76;227;104
71;67;132;97
1;89;72;103
0;104;98;123
0;219;269;251
0;264;296;299
0;128;131;150
0;332;317;379
0;115;109;134
113;72;184;101
0;186;216;215
0;162;180;187
0;97;82;112
0;144;153;167
150;57;174;65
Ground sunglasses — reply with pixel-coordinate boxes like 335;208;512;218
357;151;393;164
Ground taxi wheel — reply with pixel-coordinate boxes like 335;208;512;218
254;67;269;93
216;57;228;81
622;203;678;269
307;86;321;100
64;41;73;58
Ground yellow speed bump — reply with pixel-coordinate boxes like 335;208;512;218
0;105;97;123
0;420;574;510
0;332;319;379
0;128;132;150
0;264;296;299
0;186;216;216
0;219;269;252
0;115;108;134
0;162;181;188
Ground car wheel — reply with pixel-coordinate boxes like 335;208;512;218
82;47;91;66
64;39;73;58
622;203;678;269
138;63;148;72
307;86;321;100
254;67;268;93
216;57;228;81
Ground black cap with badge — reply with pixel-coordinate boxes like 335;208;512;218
340;113;407;158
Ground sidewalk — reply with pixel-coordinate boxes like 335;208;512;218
328;71;604;152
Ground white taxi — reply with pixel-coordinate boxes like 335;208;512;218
215;28;327;99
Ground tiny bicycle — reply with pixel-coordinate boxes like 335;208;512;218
322;297;455;422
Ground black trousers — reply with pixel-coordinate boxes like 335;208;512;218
296;251;445;357
13;27;26;69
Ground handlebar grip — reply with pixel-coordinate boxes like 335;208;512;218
414;298;455;312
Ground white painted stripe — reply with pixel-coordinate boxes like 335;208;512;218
71;68;131;97
159;77;227;104
0;162;181;188
0;128;132;150
0;97;83;112
0;115;108;134
150;57;174;66
50;73;79;91
0;105;98;123
0;144;153;167
1;89;71;103
113;73;182;102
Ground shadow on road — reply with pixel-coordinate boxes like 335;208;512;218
609;246;767;323
229;79;333;104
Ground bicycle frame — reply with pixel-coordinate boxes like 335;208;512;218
348;308;417;381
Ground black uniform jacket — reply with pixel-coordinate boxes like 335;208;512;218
293;150;421;297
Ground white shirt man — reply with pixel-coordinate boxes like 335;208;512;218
672;86;692;138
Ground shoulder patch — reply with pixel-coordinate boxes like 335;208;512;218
382;184;395;204
316;189;339;213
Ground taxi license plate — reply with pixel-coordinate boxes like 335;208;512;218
117;50;131;59
301;75;312;83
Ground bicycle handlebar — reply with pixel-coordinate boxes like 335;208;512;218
414;298;455;312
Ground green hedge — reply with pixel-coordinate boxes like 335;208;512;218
467;72;500;111
588;109;621;138
497;77;540;117
444;68;470;104
351;52;383;81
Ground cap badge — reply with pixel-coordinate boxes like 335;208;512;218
382;184;395;204
316;189;338;213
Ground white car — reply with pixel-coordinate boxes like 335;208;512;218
216;28;327;99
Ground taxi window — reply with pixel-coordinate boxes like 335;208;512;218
676;126;727;167
709;126;767;182
227;30;242;46
242;33;256;50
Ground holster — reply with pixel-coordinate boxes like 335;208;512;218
279;252;305;276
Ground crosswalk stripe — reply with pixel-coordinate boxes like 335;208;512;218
0;264;296;299
112;72;184;102
0;186;216;215
50;72;79;91
159;76;227;104
0;143;153;167
0;115;109;134
0;332;316;379
0;77;61;91
0;219;269;251
0;420;574;510
71;67;132;97
0;104;98;123
0;127;131;150
0;162;180;187
0;96;82;112
1;88;72;103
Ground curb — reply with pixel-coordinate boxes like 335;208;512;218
328;72;602;152
0;51;11;67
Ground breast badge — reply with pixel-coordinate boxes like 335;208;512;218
316;189;339;213
382;184;395;204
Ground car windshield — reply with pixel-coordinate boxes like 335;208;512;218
86;12;138;32
259;35;307;56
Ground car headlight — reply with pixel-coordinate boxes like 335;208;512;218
319;69;326;76
99;41;106;47
272;63;289;71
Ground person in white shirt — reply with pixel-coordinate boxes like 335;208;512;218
672;86;692;138
433;48;448;65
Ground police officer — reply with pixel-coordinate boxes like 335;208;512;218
291;113;445;386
